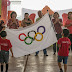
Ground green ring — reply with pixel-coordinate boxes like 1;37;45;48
24;37;33;45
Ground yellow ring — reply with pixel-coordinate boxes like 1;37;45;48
34;32;43;41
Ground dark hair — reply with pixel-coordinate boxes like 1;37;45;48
10;11;17;18
68;12;72;19
38;10;42;13
25;13;29;15
0;20;4;26
0;31;7;37
63;29;69;37
53;12;59;17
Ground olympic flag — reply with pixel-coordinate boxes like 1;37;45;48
6;13;57;57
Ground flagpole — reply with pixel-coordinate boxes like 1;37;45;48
47;10;56;33
24;55;29;72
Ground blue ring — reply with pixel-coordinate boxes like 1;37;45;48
37;26;45;34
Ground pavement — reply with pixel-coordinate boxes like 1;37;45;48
0;46;72;72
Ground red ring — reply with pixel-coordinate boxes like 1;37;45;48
19;33;27;41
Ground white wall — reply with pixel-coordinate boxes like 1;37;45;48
9;1;22;20
56;8;72;19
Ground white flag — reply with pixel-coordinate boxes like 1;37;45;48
6;13;57;57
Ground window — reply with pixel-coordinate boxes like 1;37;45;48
10;1;22;20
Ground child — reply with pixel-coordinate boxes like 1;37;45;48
57;29;71;72
0;31;14;72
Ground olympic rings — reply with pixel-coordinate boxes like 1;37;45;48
28;30;36;40
34;32;43;41
19;33;27;41
18;26;46;45
37;26;45;34
24;37;33;45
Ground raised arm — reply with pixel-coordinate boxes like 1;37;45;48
7;19;13;27
21;20;27;27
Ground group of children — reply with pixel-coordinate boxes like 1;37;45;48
0;20;71;72
0;20;14;72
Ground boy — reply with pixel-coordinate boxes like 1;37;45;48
57;29;71;72
0;31;14;72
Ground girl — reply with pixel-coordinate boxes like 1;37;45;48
52;12;63;55
65;12;72;51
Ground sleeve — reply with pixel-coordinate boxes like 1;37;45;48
52;19;55;23
57;38;62;45
21;20;23;26
8;40;12;49
36;18;38;22
65;20;69;25
30;20;33;24
21;20;27;27
59;19;62;22
16;19;19;27
68;39;71;46
7;19;11;27
36;18;40;22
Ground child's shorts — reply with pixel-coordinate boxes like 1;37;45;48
58;56;68;64
0;50;9;63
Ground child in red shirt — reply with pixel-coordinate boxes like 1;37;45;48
57;29;71;72
0;31;14;72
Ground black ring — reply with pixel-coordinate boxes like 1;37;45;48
28;30;36;40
